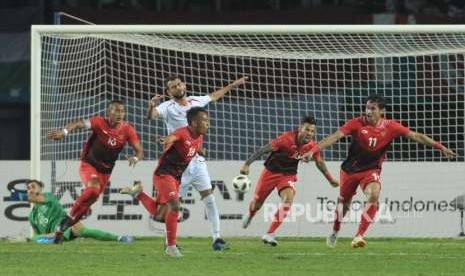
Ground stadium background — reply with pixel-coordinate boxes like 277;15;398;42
0;2;464;276
1;0;465;238
2;0;465;160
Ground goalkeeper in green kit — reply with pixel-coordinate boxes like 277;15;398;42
12;179;134;244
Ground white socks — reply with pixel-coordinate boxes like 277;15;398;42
203;194;221;240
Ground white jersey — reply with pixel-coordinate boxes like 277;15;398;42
156;95;211;133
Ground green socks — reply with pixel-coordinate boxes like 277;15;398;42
79;227;119;241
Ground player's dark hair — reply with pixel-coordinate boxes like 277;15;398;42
187;107;207;126
165;75;181;93
166;75;180;84
302;115;316;125
109;100;124;107
26;179;44;188
366;94;386;109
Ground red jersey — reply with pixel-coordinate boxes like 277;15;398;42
155;126;203;180
264;130;321;175
340;116;410;173
81;116;140;174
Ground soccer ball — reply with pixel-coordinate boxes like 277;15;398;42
232;174;252;193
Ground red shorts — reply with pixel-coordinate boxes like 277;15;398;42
79;161;111;192
253;168;297;203
339;168;381;201
153;174;180;204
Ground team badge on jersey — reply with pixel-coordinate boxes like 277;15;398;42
107;137;117;146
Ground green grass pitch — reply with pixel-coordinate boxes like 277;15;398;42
1;237;464;276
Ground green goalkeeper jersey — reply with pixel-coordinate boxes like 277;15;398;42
28;192;67;235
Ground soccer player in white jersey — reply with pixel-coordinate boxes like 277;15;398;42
123;75;247;251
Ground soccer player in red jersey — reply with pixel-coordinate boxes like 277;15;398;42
239;116;339;246
303;94;456;248
122;107;208;257
48;100;143;243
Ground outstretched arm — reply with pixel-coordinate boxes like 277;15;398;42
406;131;456;160
314;157;339;187
47;119;87;140
318;130;346;150
240;143;274;175
159;134;180;146
147;95;164;120
302;130;346;160
209;76;248;102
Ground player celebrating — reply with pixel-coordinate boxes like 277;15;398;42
303;94;456;248
123;107;209;257
12;180;133;244
48;100;143;243
240;116;339;246
127;75;246;251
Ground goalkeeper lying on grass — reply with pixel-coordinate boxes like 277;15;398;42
11;179;133;244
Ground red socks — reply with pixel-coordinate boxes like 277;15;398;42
333;202;348;232
136;192;158;216
333;197;351;232
69;186;100;224
267;204;291;234
165;210;178;246
356;202;378;237
248;201;258;218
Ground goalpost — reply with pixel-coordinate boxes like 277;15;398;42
30;25;464;237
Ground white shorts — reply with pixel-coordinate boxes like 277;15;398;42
180;155;212;198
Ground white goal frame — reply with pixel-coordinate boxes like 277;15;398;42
30;24;465;180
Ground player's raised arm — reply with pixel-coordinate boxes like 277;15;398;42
406;131;456;160
47;119;87;140
147;95;164;120
209;76;248;102
240;143;274;175
313;157;339;188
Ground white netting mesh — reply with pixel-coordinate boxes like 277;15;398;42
39;30;465;163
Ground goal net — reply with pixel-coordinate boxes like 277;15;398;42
33;26;464;164
29;25;465;238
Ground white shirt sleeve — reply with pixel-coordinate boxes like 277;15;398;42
83;118;92;130
155;101;170;119
190;95;212;107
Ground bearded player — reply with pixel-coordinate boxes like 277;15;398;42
123;75;246;251
240;116;339;246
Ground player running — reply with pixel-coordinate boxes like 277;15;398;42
48;100;143;243
123;75;247;251
122;107;209;257
303;94;456;248
240;116;339;246
11;179;133;244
